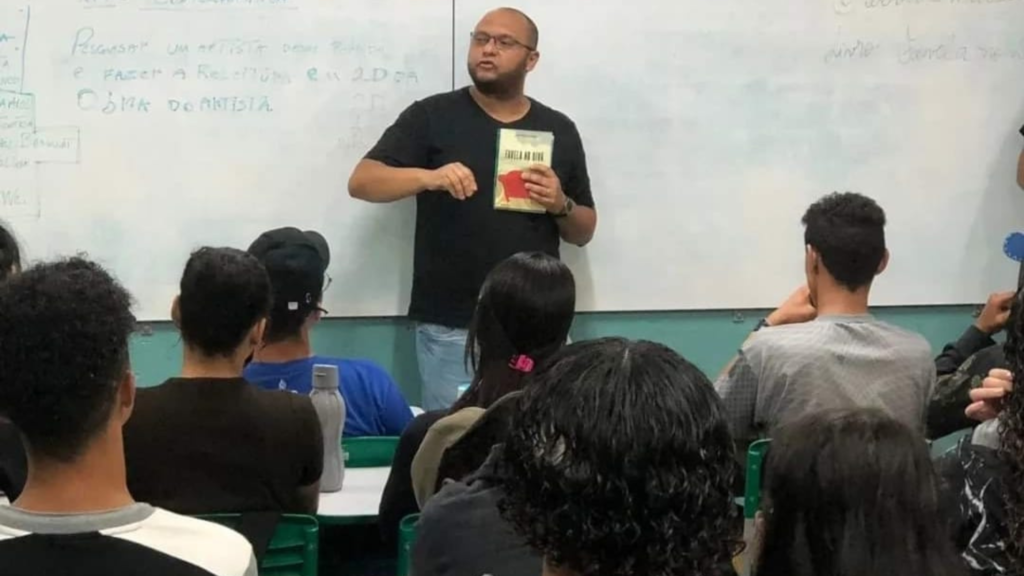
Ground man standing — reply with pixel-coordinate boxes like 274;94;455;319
349;8;597;410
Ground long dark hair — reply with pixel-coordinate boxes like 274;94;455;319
757;408;962;576
0;222;20;282
1000;289;1024;566
452;252;575;412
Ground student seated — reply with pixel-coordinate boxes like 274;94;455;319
498;338;741;576
940;290;1024;575
756;408;961;576
0;258;256;576
379;251;575;544
716;192;935;448
243;227;414;437
927;290;1013;438
124;247;323;515
0;222;25;500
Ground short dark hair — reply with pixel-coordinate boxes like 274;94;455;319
0;258;135;462
454;252;575;412
757;408;963;576
802;192;886;290
178;247;271;357
498;7;539;48
500;338;741;576
0;221;20;282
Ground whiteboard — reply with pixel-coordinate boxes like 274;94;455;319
1;0;452;319
456;0;1024;311
2;0;1024;319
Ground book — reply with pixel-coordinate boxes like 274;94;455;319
494;128;555;213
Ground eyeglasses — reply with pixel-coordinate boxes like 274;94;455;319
470;31;535;52
323;272;333;293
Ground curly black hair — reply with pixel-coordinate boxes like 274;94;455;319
499;338;741;576
1000;289;1024;567
0;221;20;281
0;258;135;462
178;247;271;358
802;192;886;291
758;408;963;576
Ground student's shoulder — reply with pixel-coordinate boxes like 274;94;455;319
741;323;815;356
402;411;447;441
244;382;316;418
317;357;403;401
875;321;933;357
132;508;255;576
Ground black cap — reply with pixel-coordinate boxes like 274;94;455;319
247;227;330;314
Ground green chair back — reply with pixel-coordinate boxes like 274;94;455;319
740;439;771;576
743;439;771;520
397;514;420;576
199;514;319;576
343;436;400;468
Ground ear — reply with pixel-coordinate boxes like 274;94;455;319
526;50;540;73
877;249;890;275
804;245;819;272
251;318;267;347
118;369;137;425
170;295;182;329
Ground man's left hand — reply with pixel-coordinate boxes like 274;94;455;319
522;165;567;214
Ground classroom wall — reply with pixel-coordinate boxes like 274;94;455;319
132;305;980;404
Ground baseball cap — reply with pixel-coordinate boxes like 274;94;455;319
247;227;331;314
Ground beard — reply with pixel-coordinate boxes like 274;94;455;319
468;62;527;99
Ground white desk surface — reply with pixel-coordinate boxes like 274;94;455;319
0;466;392;520
317;466;390;518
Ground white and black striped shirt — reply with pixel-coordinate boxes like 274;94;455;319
0;503;257;576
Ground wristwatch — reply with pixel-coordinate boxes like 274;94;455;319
553;197;575;218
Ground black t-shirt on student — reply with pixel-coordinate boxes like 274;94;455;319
365;88;595;328
124;378;323;515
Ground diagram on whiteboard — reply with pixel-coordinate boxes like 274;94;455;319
0;6;81;220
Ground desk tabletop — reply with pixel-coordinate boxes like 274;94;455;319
316;466;390;523
0;466;392;525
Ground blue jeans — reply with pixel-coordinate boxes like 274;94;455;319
416;323;473;411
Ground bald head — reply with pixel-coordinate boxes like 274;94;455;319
485;7;539;49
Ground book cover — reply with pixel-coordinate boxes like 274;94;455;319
494;128;555;213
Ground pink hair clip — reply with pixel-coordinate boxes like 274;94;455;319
509;354;535;373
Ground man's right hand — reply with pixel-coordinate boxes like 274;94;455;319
975;291;1016;335
427;162;477;200
766;286;817;327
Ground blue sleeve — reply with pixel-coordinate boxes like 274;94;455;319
378;377;414;436
369;368;414;436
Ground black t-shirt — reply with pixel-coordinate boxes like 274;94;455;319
124;378;323;515
378;409;446;545
365;88;595;328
